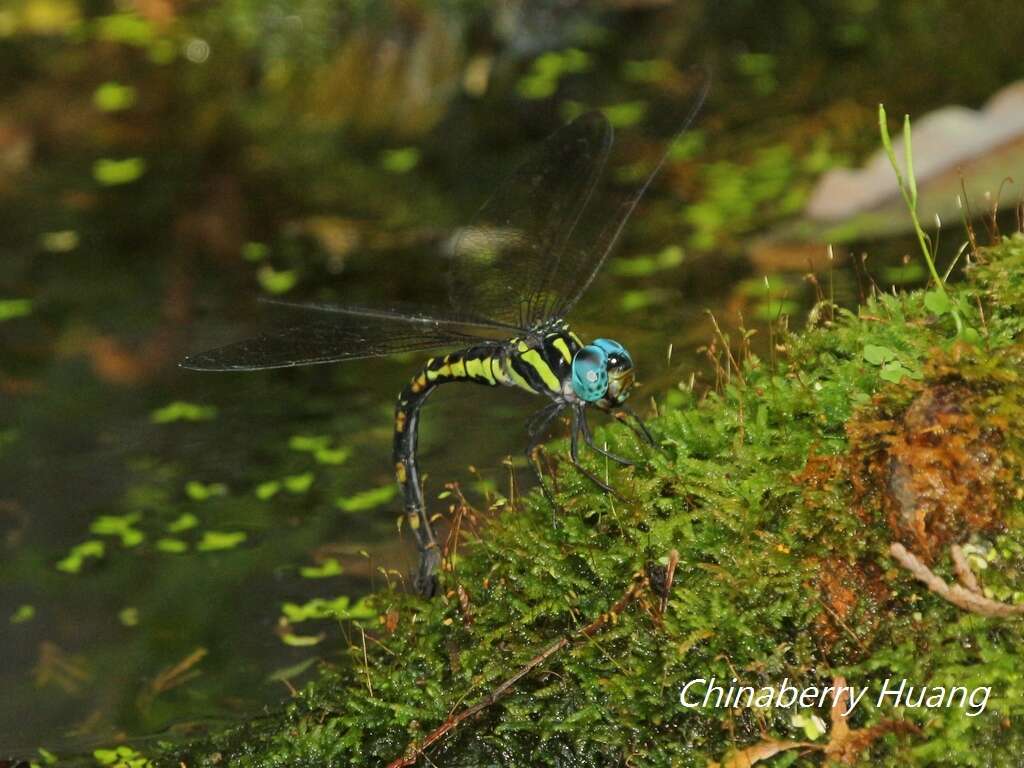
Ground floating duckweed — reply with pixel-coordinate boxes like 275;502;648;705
289;434;332;452
379;147;420;174
93;744;151;767
314;446;351;465
517;48;590;99
256;265;297;295
150;401;218;423
166;512;198;532
255;480;281;500
602;100;646;128
93;157;146;186
335;485;397;513
300;558;343;579
10;604;35;624
156;538;188;553
185;481;227;501
90;514;144;547
283;472;315;494
242;241;269;262
196;531;247;551
93;81;136;111
280;632;325;647
56;540;105;573
0;298;32;321
281;595;373;622
39;229;79;252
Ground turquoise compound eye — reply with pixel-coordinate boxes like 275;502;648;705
571;345;609;402
592;338;631;367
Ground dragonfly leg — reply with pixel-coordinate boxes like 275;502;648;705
579;406;635;466
525;402;564;514
608;403;658;447
570;406;625;500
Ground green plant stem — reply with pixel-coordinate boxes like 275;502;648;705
878;104;963;334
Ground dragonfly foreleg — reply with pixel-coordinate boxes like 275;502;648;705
607;403;657;447
570;406;625;500
579;406;635;466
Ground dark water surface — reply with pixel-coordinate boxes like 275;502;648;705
3;1;1023;758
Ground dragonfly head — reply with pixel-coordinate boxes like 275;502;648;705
571;338;635;406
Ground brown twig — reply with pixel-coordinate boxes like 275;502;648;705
656;549;680;617
950;544;982;594
890;542;1024;618
386;571;652;767
959;172;979;259
824;675;920;764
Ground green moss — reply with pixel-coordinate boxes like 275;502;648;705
157;237;1024;767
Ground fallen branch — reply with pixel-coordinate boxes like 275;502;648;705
890;542;1024;618
709;675;919;768
386;570;653;767
825;675;920;765
950;544;981;594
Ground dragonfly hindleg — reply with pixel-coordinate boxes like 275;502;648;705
525;402;564;513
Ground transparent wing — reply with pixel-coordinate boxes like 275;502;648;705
447;111;613;330
181;303;493;371
448;75;709;330
549;76;711;320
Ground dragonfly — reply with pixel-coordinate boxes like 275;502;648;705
182;83;708;596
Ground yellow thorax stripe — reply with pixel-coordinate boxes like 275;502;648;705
520;349;560;391
552;337;573;363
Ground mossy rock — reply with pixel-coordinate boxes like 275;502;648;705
154;237;1024;767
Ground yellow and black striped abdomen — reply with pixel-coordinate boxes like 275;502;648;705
390;328;580;595
392;342;510;594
